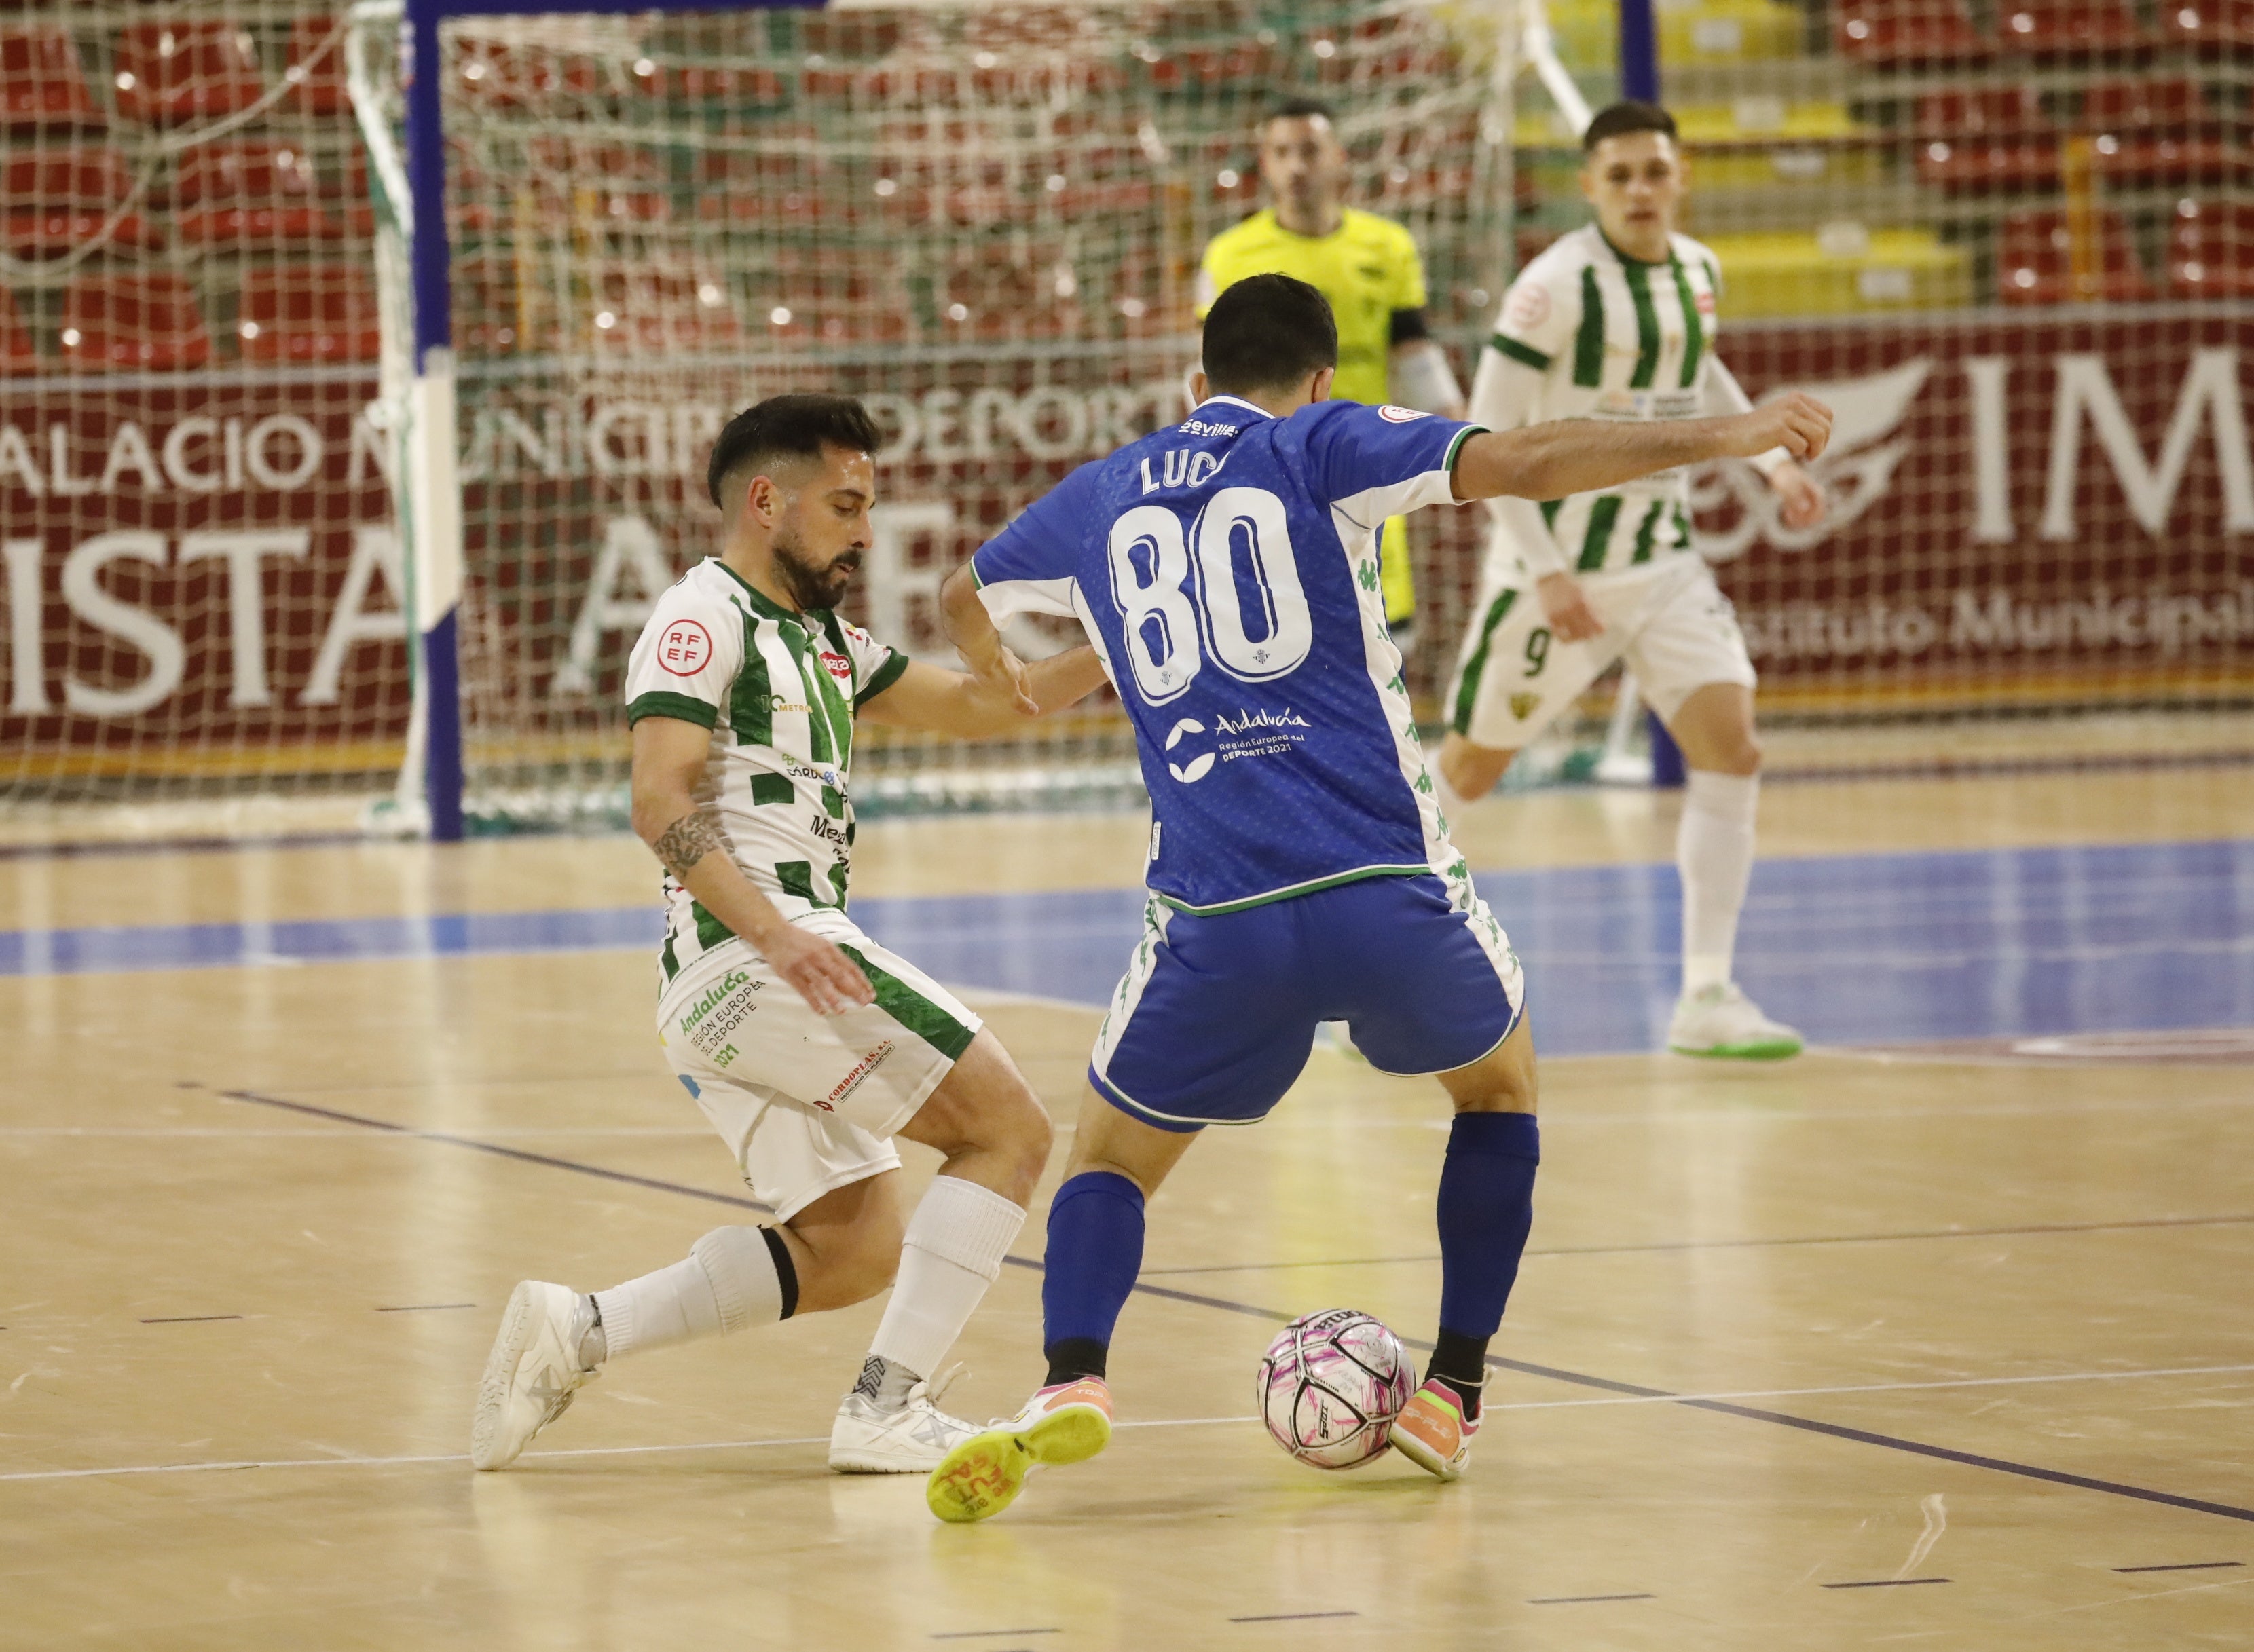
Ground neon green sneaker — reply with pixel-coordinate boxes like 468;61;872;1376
926;1377;1113;1524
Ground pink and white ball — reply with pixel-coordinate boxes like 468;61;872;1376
1255;1309;1416;1469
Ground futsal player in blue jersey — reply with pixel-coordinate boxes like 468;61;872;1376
923;275;1830;1522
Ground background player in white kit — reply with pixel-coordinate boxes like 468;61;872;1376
1435;100;1829;1061
472;396;1107;1474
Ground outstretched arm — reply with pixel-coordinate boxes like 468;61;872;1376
936;561;1041;713
1450;393;1833;504
859;645;1109;738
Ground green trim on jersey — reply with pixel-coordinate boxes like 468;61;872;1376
839;943;978;1059
775;860;843;909
1490;332;1551;372
1577;495;1625;570
1671;254;1705;388
1631;499;1667;564
709;557;799;624
1156;863;1430;918
628;690;718;729
748;772;794;806
855;649;910;708
1539;499;1562;530
1451;586;1519;735
729;618;775;746
1573;265;1605;388
1441;423;1486;472
691;900;733;951
1623;259;1661;390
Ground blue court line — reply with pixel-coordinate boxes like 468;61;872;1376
3;840;2250;1058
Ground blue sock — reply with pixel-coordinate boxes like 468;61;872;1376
1431;1112;1540;1412
1041;1171;1146;1385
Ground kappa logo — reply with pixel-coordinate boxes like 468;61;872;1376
657;619;712;677
1164;717;1214;783
1509;692;1541;720
1378;405;1430;423
1695;360;1932;563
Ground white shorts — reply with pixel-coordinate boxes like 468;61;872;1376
1445;555;1756;749
656;913;984;1222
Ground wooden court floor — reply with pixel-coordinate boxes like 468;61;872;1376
3;768;2252;1650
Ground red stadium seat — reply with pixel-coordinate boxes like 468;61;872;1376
1913;88;2063;193
938;250;1084;342
2166;198;2254;297
1;27;103;130
1834;1;1991;65
1996;1;2149;55
285;16;350;117
172;143;344;248
2160;0;2254;50
236;265;380;364
2;147;161;258
528;138;671;227
113;22;266;126
1997;208;2155;305
2082;79;2245;186
60;274;211;371
589;263;742;355
0;286;39;375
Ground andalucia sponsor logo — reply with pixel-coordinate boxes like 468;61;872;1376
680;968;762;1057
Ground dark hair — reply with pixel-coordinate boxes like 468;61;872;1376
706;393;881;508
1201;273;1337;396
1265;94;1337;128
1583;99;1677;153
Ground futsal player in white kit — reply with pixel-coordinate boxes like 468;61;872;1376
471;395;1107;1474
1435;100;1830;1059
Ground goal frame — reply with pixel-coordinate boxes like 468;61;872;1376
385;0;823;841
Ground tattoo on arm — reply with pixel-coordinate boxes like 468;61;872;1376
653;811;726;881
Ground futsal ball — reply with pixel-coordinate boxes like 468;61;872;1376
1255;1309;1416;1470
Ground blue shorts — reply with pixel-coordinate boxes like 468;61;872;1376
1088;873;1526;1132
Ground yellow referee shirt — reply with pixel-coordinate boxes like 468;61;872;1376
1198;207;1431;625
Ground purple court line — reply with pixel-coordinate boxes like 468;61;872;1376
138;1314;243;1324
209;1085;2254;1528
375;1303;476;1313
1528;1593;1656;1604
1822;1578;1953;1590
1227;1611;1359;1623
2113;1561;2244;1573
928;1632;1060;1641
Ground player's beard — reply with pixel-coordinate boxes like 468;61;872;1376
771;526;860;612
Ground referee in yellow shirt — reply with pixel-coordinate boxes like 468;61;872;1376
1197;95;1466;643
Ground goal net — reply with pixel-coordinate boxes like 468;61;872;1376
364;0;1518;829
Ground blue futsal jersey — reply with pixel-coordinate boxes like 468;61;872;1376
973;396;1485;916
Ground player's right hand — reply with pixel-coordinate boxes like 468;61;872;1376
963;640;1040;718
1536;571;1602;642
1733;392;1833;463
757;922;877;1016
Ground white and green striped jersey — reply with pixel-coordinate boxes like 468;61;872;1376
1475;225;1727;577
623;557;910;986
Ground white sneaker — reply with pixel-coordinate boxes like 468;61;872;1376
1668;983;1804;1060
471;1281;598;1470
828;1366;980;1473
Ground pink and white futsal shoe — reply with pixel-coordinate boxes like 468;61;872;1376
925;1377;1113;1523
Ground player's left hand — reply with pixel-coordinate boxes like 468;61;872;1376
1770;462;1828;531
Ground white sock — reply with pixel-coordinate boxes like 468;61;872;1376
868;1175;1027;1384
1678;769;1760;996
593;1226;788;1361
